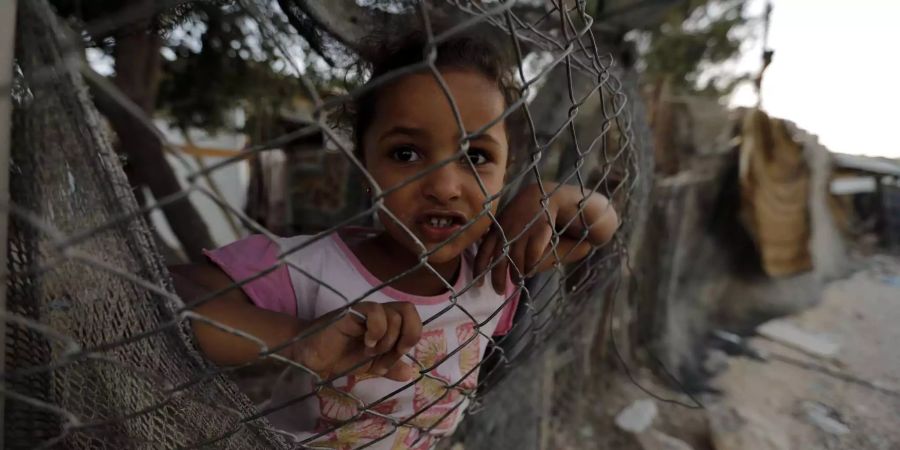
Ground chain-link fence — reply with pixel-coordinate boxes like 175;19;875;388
3;0;647;448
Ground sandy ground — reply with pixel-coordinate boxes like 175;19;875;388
704;255;900;450
569;254;900;450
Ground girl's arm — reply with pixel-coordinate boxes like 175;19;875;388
474;182;619;294
171;264;304;366
171;264;421;381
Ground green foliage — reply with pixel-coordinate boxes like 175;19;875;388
638;0;753;98
156;2;300;131
49;0;351;135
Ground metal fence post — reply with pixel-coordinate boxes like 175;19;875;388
0;0;20;446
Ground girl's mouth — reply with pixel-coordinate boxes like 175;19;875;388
426;217;456;228
416;210;467;242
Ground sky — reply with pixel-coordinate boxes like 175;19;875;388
729;0;900;158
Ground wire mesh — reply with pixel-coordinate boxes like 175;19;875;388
3;0;643;448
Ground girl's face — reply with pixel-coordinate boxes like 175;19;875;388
361;69;509;264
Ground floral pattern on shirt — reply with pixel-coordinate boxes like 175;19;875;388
390;426;436;450
307;417;393;450
318;375;398;422
406;404;459;433
412;329;456;412
455;322;480;391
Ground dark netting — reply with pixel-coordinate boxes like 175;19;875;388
3;0;648;448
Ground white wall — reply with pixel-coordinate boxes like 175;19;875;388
148;120;250;254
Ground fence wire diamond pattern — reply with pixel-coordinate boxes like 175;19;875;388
3;0;644;448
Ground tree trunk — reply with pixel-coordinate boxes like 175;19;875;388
96;3;215;262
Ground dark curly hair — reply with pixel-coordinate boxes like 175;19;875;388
351;28;525;166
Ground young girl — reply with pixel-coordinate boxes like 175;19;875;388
172;30;619;449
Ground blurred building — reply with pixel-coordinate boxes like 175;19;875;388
830;153;900;251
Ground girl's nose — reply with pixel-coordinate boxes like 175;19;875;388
422;161;463;204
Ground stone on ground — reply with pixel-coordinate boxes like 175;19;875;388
614;399;659;434
801;401;850;435
757;318;840;358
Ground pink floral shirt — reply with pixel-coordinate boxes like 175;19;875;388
205;230;520;449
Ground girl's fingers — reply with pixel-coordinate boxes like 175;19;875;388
373;309;402;356
300;307;368;374
491;240;509;295
358;303;387;349
394;302;423;354
474;232;498;286
373;303;422;380
509;236;528;282
332;306;367;338
330;346;371;378
525;224;553;275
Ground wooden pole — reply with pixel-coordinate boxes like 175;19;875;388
756;1;774;109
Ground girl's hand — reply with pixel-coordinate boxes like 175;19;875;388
293;301;423;382
474;183;559;294
473;182;619;294
175;263;424;381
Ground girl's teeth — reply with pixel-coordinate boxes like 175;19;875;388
428;217;453;228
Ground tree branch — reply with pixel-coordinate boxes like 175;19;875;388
278;0;413;61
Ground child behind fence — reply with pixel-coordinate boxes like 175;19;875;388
171;28;619;449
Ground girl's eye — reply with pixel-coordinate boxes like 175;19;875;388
464;148;491;166
391;146;421;163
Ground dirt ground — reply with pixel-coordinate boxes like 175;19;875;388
575;254;900;450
